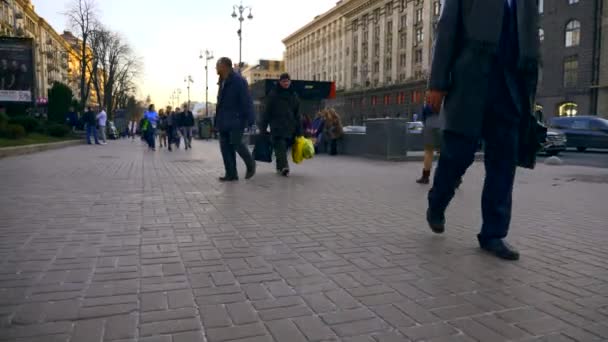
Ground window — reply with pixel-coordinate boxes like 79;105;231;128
563;56;578;87
433;1;441;16
569;0;579;4
399;33;406;48
416;28;423;43
565;20;581;47
539;28;545;42
571;120;589;129
414;49;423;63
416;8;423;23
386;2;393;15
386;57;392;70
400;14;407;30
538;0;543;14
372;96;378;106
384;95;390;105
400;53;407;67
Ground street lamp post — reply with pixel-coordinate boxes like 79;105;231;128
231;1;253;70
184;76;193;111
199;50;214;117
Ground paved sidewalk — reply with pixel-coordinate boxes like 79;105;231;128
0;139;607;342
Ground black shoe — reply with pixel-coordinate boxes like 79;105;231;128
219;176;238;182
479;239;520;261
426;208;445;234
281;168;290;177
245;162;256;180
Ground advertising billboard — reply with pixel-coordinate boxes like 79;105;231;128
0;37;35;103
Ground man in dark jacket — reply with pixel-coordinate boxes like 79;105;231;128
180;105;195;150
259;73;301;176
215;57;255;182
425;0;541;260
83;106;100;145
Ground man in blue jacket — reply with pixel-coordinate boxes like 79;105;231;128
215;57;256;182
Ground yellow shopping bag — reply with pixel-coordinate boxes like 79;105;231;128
292;136;305;164
302;138;315;160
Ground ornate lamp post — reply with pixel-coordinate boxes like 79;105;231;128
231;1;253;70
199;50;214;117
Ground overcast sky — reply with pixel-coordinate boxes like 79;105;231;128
32;0;335;107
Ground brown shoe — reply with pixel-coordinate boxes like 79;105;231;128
416;170;431;184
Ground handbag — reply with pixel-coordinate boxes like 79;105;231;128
253;134;273;163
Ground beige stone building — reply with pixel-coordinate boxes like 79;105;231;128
1;0;70;103
283;0;444;123
241;59;286;85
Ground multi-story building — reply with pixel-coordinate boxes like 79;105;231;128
241;59;285;85
536;0;607;119
284;0;442;124
0;0;71;104
285;0;607;123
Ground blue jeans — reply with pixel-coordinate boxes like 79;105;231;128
428;101;519;244
86;124;99;144
145;127;156;149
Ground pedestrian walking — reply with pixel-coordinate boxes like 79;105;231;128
322;109;343;156
158;109;168;148
425;0;541;260
180;105;195;150
66;106;78;132
259;73;301;177
83;106;100;145
174;107;183;149
144;104;159;151
96;107;108;145
215;57;256;182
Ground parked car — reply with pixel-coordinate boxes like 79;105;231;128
407;121;424;134
550;116;608;152
539;128;567;156
343;125;366;133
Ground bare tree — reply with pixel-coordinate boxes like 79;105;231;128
65;0;97;110
88;25;141;118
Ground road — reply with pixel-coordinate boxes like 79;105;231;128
539;149;608;168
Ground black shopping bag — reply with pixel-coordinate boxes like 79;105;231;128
253;134;273;163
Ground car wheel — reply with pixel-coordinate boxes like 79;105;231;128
576;147;587;152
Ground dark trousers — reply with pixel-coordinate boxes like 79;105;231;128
86;124;99;144
428;100;519;244
167;126;176;149
219;130;254;179
273;137;290;171
145;127;156;149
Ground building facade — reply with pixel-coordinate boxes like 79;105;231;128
0;0;106;107
536;0;607;119
285;0;607;123
283;0;442;124
241;59;286;85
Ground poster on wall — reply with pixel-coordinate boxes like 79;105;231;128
0;37;35;103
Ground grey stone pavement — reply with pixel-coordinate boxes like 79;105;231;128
1;139;608;342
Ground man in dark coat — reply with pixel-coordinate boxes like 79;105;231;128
215;57;256;182
425;0;541;260
83;106;100;145
259;73;301;176
180;105;195;150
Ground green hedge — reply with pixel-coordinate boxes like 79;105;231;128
8;116;40;133
1;124;26;139
46;123;71;137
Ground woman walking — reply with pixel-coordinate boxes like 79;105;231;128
144;104;159;151
323;109;343;156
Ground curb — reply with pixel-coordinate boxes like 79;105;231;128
0;140;83;159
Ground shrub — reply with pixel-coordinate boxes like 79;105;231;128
0;112;8;131
46;123;71;137
9;116;40;133
2;124;26;139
